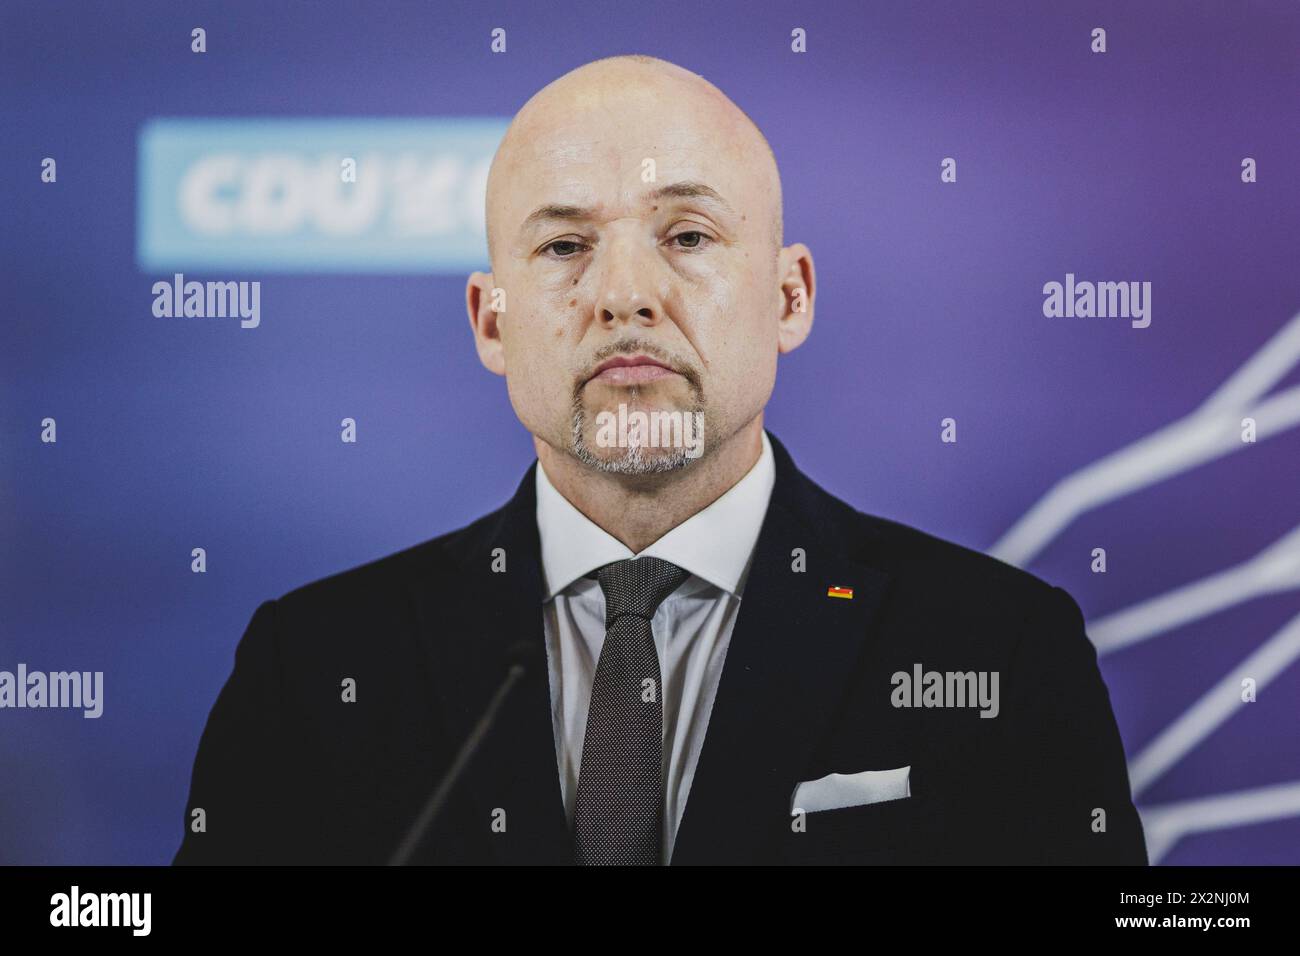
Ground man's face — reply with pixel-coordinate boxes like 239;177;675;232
469;66;810;474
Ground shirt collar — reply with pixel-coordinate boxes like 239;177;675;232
535;430;776;600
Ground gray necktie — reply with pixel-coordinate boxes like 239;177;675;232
573;556;689;865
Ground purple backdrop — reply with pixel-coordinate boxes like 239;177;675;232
2;0;1298;864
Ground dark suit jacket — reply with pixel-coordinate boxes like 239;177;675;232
174;431;1147;865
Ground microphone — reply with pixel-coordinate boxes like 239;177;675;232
387;639;544;865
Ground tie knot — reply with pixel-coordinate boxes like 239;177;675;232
595;557;689;627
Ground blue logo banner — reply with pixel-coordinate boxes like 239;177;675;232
137;117;508;273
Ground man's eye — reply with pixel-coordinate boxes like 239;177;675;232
544;239;586;258
671;231;709;249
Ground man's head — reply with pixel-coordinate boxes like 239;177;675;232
467;54;814;476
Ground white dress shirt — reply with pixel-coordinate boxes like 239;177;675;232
534;430;776;863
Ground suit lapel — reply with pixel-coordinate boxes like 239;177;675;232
669;432;893;864
411;463;574;864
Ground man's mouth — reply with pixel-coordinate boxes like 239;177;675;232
586;354;681;386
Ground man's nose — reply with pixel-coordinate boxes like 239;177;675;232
593;233;665;328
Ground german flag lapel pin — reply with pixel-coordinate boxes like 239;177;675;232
827;585;854;600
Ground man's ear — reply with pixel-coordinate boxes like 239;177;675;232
776;243;815;354
466;271;506;376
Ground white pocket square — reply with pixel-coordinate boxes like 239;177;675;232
790;765;911;814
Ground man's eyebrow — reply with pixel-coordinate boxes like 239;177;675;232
519;181;737;235
520;203;595;232
647;180;735;214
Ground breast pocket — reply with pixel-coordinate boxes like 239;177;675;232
782;794;932;865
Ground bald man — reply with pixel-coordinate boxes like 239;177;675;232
174;56;1146;866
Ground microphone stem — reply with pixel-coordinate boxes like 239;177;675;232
388;663;527;865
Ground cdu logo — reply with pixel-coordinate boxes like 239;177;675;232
136;117;508;273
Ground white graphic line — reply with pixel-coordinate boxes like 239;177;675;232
990;311;1300;567
1141;779;1300;864
1201;307;1300;414
1090;522;1300;654
1129;608;1300;797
